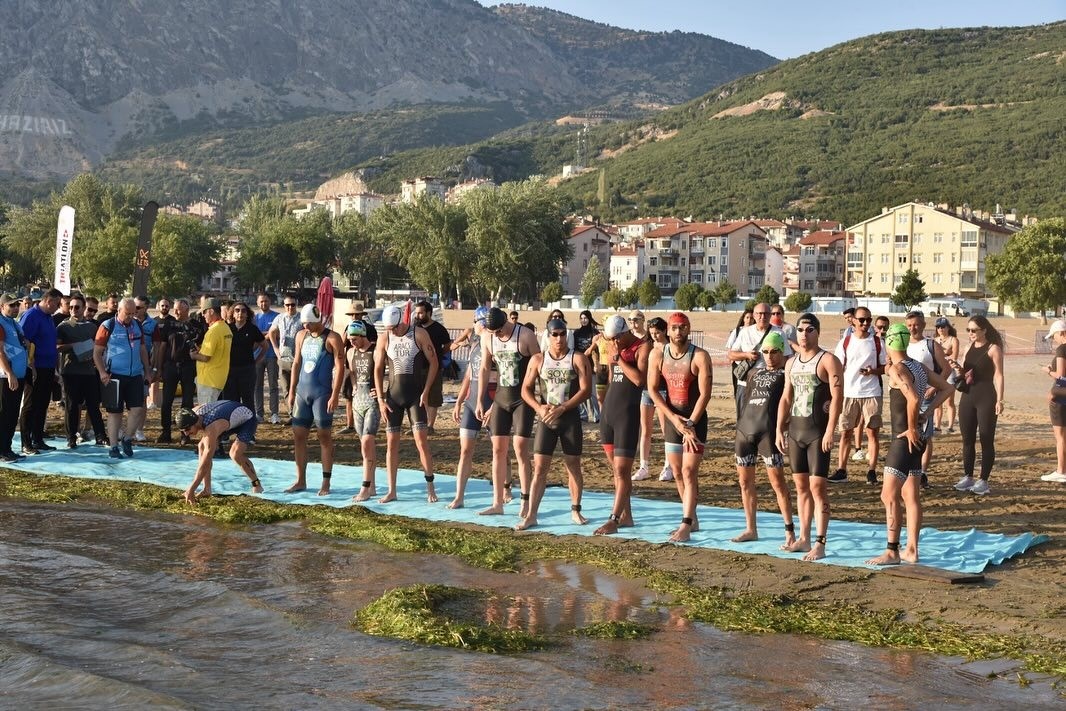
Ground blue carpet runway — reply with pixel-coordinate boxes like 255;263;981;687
3;437;1046;575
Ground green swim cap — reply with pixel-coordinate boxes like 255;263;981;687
886;323;910;351
763;331;785;351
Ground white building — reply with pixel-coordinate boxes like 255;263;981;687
401;176;446;203
609;242;645;291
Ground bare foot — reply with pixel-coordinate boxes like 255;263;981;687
782;533;797;549
731;530;758;543
446;497;464;509
689;518;700;532
571;510;589;525
519;501;529;519
426;484;438;504
514;516;537;531
669;523;692;543
196;490;212;501
502;485;513;504
317;483;331;496
803;542;826;561
284;482;306;494
353;485;376;502
594;519;619;535
901;547;919;564
251;483;264;494
784;538;811;552
478;504;505;515
183;488;198;505
865;550;901;566
378;491;397;504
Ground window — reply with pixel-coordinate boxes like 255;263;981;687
895;234;909;248
707;255;717;266
692;273;702;283
961;230;978;246
913;233;922;245
803;246;815;256
583;259;588;268
915;214;924;224
898;213;908;224
803;280;814;290
933;232;944;243
881;235;890;244
913;254;922;264
881;274;889;283
898;255;908;265
881;254;889;264
583;242;588;252
804;264;815;273
660;240;671;249
708;239;717;248
650;257;657;266
933;253;943;264
681;258;686;266
933;273;942;284
681;241;687;250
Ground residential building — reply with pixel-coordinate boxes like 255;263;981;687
401;176;446;203
616;217;687;243
764;246;784;295
446;179;496;202
200;235;241;293
796;230;847;296
781;245;801;294
560;223;613;294
845;202;1017;298
292;193;385;219
609;242;645;291
754;219;802;250
642;220;768;295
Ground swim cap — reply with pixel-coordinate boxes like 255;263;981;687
546;318;567;333
176;408;199;431
668;312;690;327
299;304;321;324
484;307;507;331
382;305;402;327
763;332;786;351
603;314;628;338
474;305;490;324
797;313;820;331
347;320;366;337
886;323;910;351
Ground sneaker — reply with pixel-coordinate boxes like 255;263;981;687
270;414;280;425
659;463;674;482
945;426;955;435
77;430;91;444
20;446;39;456
33;441;56;452
336;427;355;435
121;438;134;458
970;479;990;495
146;402;157;411
954;475;975;491
851;449;866;462
134;429;146;442
248;437;257;446
109;447;123;459
631;465;650;481
67;439;78;450
1;450;22;462
866;469;878;485
828;469;847;483
1041;471;1066;483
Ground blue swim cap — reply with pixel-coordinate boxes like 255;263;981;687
474;306;490;324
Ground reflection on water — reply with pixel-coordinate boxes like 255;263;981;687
0;501;1059;710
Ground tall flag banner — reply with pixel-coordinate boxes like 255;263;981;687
54;205;75;295
132;201;159;297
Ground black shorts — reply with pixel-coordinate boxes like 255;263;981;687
1052;402;1065;428
788;434;831;477
885;435;925;481
103;374;145;413
735;430;783;468
489;389;534;438
600;401;640;459
533;410;582;456
663;413;708;454
426;369;443;408
384;395;427;433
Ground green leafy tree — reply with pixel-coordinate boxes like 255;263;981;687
674;282;703;311
696;289;715;311
73;217;139;295
753;284;781;305
784;292;813;313
890;269;927;311
987;218;1066;324
713;280;738;311
540;281;563;304
621;284;639;308
147;214;224;297
580;254;608;307
334;209;395;300
371;195;469;301
236;207;336;292
637;277;661;308
602;288;626;310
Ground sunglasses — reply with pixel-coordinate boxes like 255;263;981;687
855;317;872;324
628;317;644;322
761;349;782;355
549;331;567;338
233;308;247;313
284;303;296;307
966;327;981;333
87;308;98;313
771;312;783;316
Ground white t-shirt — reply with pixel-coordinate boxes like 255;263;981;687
834;333;886;398
907;338;935;370
731;324;793;385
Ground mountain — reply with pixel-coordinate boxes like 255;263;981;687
349;22;1066;225
0;0;776;184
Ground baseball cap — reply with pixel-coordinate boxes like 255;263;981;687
300;304;321;324
935;317;950;328
603;314;628;338
628;309;645;321
347;320;366;337
484;307;507;331
0;293;17;306
1045;320;1066;341
382;305;402;327
886;323;911;351
200;296;221;311
762;332;786;351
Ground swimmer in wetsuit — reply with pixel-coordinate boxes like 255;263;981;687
285;305;346;496
347;321;381;503
178;400;263;505
374;304;439;504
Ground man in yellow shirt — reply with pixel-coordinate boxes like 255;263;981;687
190;297;232;405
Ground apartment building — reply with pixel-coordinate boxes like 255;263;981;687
643;220;768;295
796;230;847;296
292;193;385;219
400;176;446;203
609;242;645;291
560;223;613;294
845;202;1016;298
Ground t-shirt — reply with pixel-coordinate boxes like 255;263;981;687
197;320;233;389
255;310;278;358
834;333;886;398
56;319;99;375
272;313;302;363
229;320;264;367
421;320;451;361
730;324;792;385
18;305;58;368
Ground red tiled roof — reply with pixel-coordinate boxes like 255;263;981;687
799;230;847;246
570;224;611;239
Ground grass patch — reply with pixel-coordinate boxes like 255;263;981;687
353;584;551;653
573;621;656;640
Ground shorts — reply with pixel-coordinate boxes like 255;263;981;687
489;392;534;439
196;383;222;406
426;369;444;408
103;374;145;413
1052;402;1065;428
595;366;609;396
352;403;380;437
735;430;783;468
292;390;333;430
885;435;925;482
788;434;831;477
663;413;707;455
459;391;493;438
533;410;583;456
641;388;667;407
839;396;883;431
224;417;258;444
342;377;354;400
600;402;640;459
384;395;427;434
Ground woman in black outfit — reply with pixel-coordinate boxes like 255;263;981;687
951;316;1004;496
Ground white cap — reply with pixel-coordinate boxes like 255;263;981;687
382;305;402;327
603;314;629;338
299;304;321;324
1045;319;1066;340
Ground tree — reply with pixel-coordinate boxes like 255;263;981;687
621;284;639;308
784;292;813;313
236;208;336;292
335;209;396;301
602;288;626;310
637;277;661;307
987;218;1066;325
580;254;608;307
72;217;138;295
696;289;715;311
148;214;224;297
753;284;781;305
890;269;927;311
371;195;469;301
674;282;703;311
540;281;563;304
713;280;738;311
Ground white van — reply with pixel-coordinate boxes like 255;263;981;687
920;299;968;317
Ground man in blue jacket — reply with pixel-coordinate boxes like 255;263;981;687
93;297;155;459
0;293;28;461
18;287;61;455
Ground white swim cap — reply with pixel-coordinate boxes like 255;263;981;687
603;314;628;338
382;305;402;327
299;304;321;324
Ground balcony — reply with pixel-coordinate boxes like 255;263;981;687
658;247;678;257
690;245;704;254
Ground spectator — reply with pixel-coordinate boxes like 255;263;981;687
268;294;301;419
155;298;203;444
254;292;281;425
413;300;452;434
189;297;232;406
224;301;264;415
92;297;154;459
56;294;106;448
18;287;61;454
0;294;28;462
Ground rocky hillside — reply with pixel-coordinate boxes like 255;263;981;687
0;0;777;182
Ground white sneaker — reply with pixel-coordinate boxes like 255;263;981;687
851;449;866;462
954;475;975;491
270;414;280;425
659;463;674;482
146;402;157;411
1041;472;1066;483
134;429;146;442
631;465;650;481
970;479;990;495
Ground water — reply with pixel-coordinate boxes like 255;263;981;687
0;501;1059;709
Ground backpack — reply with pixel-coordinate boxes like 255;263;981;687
926;338;942;375
841;331;881;371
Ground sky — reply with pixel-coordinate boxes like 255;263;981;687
478;0;1065;59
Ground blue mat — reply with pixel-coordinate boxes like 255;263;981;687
3;437;1047;574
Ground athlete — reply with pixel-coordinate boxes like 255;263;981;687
733;331;795;546
475;307;541;517
647;312;713;543
517;318;593;530
374;305;439;503
285;305;345;495
346;321;380;502
903;310;950;488
177;400;263;505
594;315;652;536
867;324;954;565
449;307;495;509
776;314;843;561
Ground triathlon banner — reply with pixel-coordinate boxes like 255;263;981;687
132;201;159;297
54;205;75;295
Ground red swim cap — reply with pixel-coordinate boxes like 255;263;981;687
668;312;690;327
